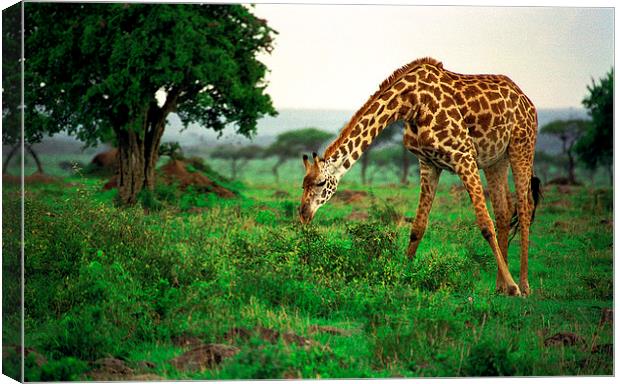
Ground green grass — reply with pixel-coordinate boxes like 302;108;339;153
2;156;613;380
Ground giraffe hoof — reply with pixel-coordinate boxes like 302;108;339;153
495;281;507;294
406;243;418;260
519;282;531;296
507;284;521;297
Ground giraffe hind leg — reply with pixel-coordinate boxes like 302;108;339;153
484;158;512;293
456;153;520;296
509;142;536;296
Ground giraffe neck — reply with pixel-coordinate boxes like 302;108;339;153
323;85;416;180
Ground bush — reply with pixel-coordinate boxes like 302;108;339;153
462;341;516;376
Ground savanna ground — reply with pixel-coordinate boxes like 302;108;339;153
2;151;614;380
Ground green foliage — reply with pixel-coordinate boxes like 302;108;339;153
159;142;184;160
24;3;277;145
9;174;613;379
575;69;613;174
211;144;264;179
38;357;89;381
2;4;23;145
462;341;516;376
267;128;333;160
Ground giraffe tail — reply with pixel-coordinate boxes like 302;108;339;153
508;176;543;244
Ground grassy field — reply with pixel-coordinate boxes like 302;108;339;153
2;155;614;380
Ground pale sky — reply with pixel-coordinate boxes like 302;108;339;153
251;3;614;111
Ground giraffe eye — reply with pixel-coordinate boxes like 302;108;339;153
316;180;327;187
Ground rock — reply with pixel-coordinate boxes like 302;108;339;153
169;344;239;372
171;335;204;349
544;332;585;347
86;357;134;381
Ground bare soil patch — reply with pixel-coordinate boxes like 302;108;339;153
308;325;352;336
224;326;318;349
333;190;368;204
3;172;60;185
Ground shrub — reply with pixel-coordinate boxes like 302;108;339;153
462;340;516;376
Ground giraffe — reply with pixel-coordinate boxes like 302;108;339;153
299;57;541;296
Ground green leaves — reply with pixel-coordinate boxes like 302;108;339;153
267;128;334;159
575;69;613;173
23;3;277;145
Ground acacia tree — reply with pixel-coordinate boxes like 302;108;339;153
540;119;588;185
576;69;613;185
210;144;263;180
24;3;276;204
358;121;402;184
266;128;332;181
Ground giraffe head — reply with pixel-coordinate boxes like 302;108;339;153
299;152;338;223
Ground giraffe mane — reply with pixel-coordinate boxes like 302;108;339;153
324;57;443;158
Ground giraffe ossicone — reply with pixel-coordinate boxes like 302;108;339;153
299;57;540;296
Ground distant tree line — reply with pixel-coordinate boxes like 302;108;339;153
536;68;613;186
203;123;420;185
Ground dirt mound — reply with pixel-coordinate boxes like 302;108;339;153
102;175;118;190
161;160;235;198
333;190;368;203
169;344;239;372
346;211;369;221
101;160;236;198
600;308;613;325
91;148;118;170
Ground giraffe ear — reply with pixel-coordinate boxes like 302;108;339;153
302;154;310;170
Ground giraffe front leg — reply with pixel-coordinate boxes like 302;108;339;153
456;155;521;296
407;161;441;259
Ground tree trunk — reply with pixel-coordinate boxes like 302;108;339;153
272;157;285;182
361;154;369;184
401;146;410;185
25;144;44;173
2;143;19;174
231;158;237;180
115;92;178;205
116;128;146;205
567;151;576;184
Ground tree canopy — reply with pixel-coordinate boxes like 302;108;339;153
266;127;333;181
575;68;613;182
211;143;263;179
25;3;276;144
540;119;588;184
23;3;277;203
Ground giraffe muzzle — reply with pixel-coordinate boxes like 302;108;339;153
299;204;315;224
